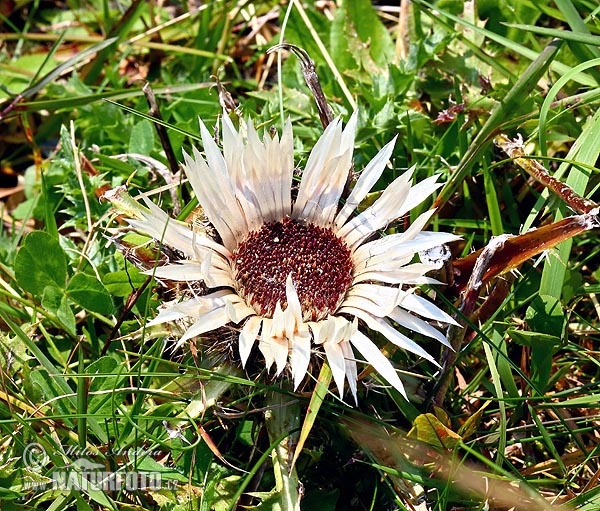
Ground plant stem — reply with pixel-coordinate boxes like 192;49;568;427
264;389;302;511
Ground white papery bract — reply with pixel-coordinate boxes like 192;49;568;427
118;112;460;402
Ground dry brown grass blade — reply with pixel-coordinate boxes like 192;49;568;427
495;134;598;215
451;132;600;293
436;211;599;404
142;82;180;200
267;43;333;129
451;212;599;292
342;415;561;511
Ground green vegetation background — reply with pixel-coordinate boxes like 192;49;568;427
0;1;599;510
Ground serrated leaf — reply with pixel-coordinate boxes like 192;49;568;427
452;214;594;292
41;285;76;336
331;0;395;74
66;273;114;315
14;231;67;297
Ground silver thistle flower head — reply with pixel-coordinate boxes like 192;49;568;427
109;112;460;402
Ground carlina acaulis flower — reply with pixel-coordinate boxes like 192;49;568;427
106;111;460;402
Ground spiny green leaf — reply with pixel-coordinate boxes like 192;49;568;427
331;0;395;74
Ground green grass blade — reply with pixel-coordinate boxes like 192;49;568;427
13;37;118;100
226;429;293;511
291;361;333;470
554;0;600;74
483;164;503;236
81;1;146;83
414;0;595;86
1;312;77;406
539;108;600;300
483;343;507;466
538;58;600;156
504;24;600;47
77;345;88;450
16;82;211;116
436;39;562;209
528;404;567;474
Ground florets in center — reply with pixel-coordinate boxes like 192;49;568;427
232;217;353;321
